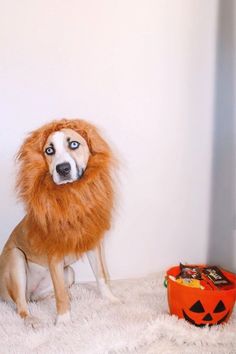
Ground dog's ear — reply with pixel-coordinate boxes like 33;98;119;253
69;119;116;172
79;126;111;157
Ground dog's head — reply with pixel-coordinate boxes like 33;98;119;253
44;128;90;185
16;119;114;205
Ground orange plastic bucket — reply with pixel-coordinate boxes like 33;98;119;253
166;265;236;326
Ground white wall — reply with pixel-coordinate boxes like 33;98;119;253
207;0;236;273
0;0;218;281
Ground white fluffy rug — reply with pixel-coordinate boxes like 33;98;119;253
0;273;235;354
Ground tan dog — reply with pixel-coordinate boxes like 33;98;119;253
0;119;117;328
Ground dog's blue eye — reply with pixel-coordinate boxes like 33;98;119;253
69;141;80;150
45;147;55;155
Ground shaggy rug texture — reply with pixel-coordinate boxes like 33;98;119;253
0;273;235;354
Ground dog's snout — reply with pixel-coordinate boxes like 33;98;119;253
56;162;71;177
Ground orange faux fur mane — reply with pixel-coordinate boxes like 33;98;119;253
16;119;115;259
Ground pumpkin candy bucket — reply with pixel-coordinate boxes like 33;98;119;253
166;265;236;326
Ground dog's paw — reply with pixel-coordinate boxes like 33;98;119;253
24;316;43;329
100;287;121;303
104;293;121;304
55;311;71;326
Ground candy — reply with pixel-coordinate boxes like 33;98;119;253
203;266;233;289
177;263;202;280
175;278;204;289
174;264;233;291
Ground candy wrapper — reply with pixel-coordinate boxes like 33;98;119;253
177;263;202;280
170;264;234;290
203;266;233;290
175;278;204;289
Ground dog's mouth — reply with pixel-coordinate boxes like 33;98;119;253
57;176;74;185
54;165;85;185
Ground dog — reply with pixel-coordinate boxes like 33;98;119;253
0;119;118;328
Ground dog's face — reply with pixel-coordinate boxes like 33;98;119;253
44;128;90;185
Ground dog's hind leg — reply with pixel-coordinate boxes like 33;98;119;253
30;265;75;301
1;248;42;328
87;243;119;302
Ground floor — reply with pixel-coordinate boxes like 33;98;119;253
0;273;235;354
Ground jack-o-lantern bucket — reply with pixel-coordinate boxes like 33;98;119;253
166;266;236;326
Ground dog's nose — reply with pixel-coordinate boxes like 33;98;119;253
56;162;71;177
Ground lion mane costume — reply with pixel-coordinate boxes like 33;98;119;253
16;119;115;259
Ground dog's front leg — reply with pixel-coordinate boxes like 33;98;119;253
48;258;70;324
87;244;119;303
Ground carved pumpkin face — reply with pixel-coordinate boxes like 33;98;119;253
167;266;236;326
183;299;230;327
